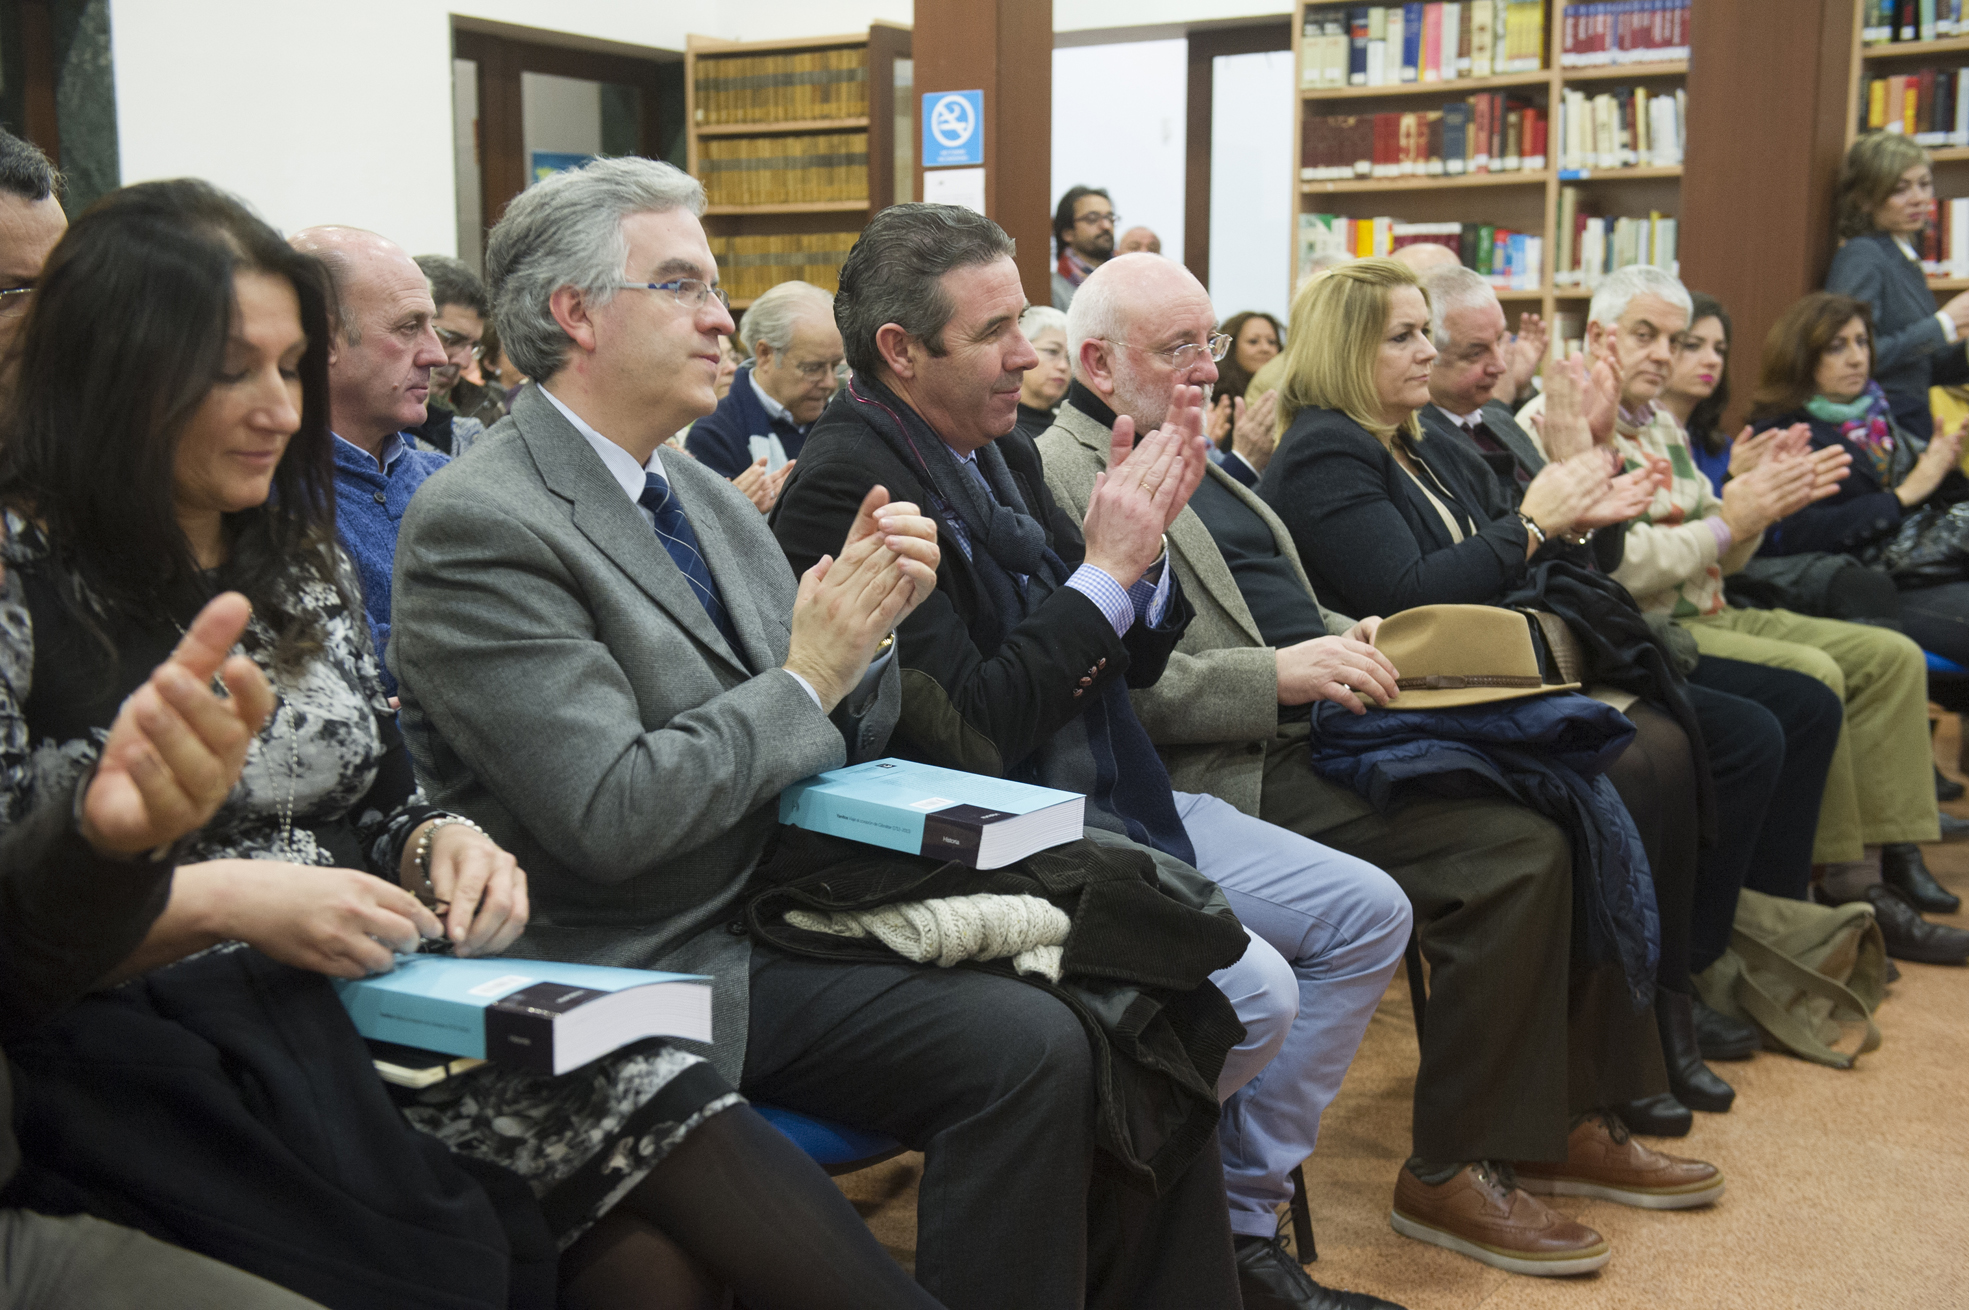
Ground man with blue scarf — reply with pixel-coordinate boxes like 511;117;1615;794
772;204;1414;1310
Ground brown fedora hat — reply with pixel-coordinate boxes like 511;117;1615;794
1371;604;1580;710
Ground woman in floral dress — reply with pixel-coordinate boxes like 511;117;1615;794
0;178;937;1310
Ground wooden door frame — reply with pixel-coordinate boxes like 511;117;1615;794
1183;19;1293;289
451;22;679;244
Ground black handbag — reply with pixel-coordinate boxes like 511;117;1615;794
1874;500;1969;588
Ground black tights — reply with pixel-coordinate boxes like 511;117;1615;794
561;1104;943;1310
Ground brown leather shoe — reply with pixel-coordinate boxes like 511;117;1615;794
1390;1163;1610;1277
1514;1113;1725;1210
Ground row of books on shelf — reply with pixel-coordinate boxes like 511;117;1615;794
696;133;868;208
709;232;859;302
1914;198;1969;276
1557;0;1690;67
1554;189;1678;285
1555;85;1684;171
1864;67;1969;145
1302;96;1547;179
1862;0;1969;44
1298;1;1546;90
692;48;868;126
1299;213;1546;289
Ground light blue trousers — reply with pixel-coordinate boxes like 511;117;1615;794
1180;791;1411;1238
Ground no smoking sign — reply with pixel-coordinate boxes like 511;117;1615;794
922;90;984;168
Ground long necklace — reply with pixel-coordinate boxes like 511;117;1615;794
173;613;303;863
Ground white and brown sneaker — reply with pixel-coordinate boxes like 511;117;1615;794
1514;1112;1726;1210
1390;1162;1610;1277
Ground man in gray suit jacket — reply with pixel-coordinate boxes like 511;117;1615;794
389;158;1232;1310
1040;254;1673;1282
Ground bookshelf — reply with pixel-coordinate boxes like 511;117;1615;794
1847;7;1969;301
1289;1;1690;344
685;23;911;309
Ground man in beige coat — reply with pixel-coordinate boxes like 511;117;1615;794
1037;254;1716;1282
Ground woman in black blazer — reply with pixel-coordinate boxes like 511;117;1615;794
1257;256;1823;1136
1750;290;1969;669
1825;132;1969;439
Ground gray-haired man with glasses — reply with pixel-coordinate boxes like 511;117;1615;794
687;279;846;500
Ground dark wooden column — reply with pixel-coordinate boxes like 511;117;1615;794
1184;20;1292;289
1679;0;1857;431
17;0;59;165
913;0;1053;304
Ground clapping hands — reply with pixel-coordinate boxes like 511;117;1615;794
784;485;941;712
1083;383;1212;588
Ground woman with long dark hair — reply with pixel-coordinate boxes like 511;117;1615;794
0;179;941;1310
1207;310;1283;449
1660;292;1734;491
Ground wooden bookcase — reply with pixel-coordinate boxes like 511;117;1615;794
684;22;911;309
1289;1;1688;338
1844;22;1969;296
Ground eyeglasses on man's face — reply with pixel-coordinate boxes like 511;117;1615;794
1110;332;1231;370
0;283;34;318
619;278;731;313
1074;210;1119;228
434;324;483;363
790;357;851;383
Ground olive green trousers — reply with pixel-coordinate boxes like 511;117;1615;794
1679;608;1938;863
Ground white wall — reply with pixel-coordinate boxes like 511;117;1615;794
108;0;908;255
1055;0;1287;32
1051;39;1187;268
1206;48;1293;323
108;1;1287;256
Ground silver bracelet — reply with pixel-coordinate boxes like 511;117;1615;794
413;815;487;890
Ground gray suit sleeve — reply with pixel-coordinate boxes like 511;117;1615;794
392;495;846;884
1128;645;1281;748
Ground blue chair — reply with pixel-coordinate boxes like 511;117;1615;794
1923;650;1969;774
754;1104;904;1176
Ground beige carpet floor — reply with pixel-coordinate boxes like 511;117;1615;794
836;720;1969;1309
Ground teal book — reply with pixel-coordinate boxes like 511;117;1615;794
778;758;1084;869
333;954;712;1076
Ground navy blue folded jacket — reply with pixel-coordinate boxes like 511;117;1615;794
1307;692;1660;1010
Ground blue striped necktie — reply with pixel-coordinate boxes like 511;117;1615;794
639;470;742;655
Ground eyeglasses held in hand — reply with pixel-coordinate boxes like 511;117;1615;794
619;278;731;312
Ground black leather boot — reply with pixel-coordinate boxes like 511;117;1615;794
1938;765;1965;803
1609;1092;1692;1137
1691;996;1761;1061
1655;988;1734;1113
1858;883;1969;964
1880;842;1961;915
